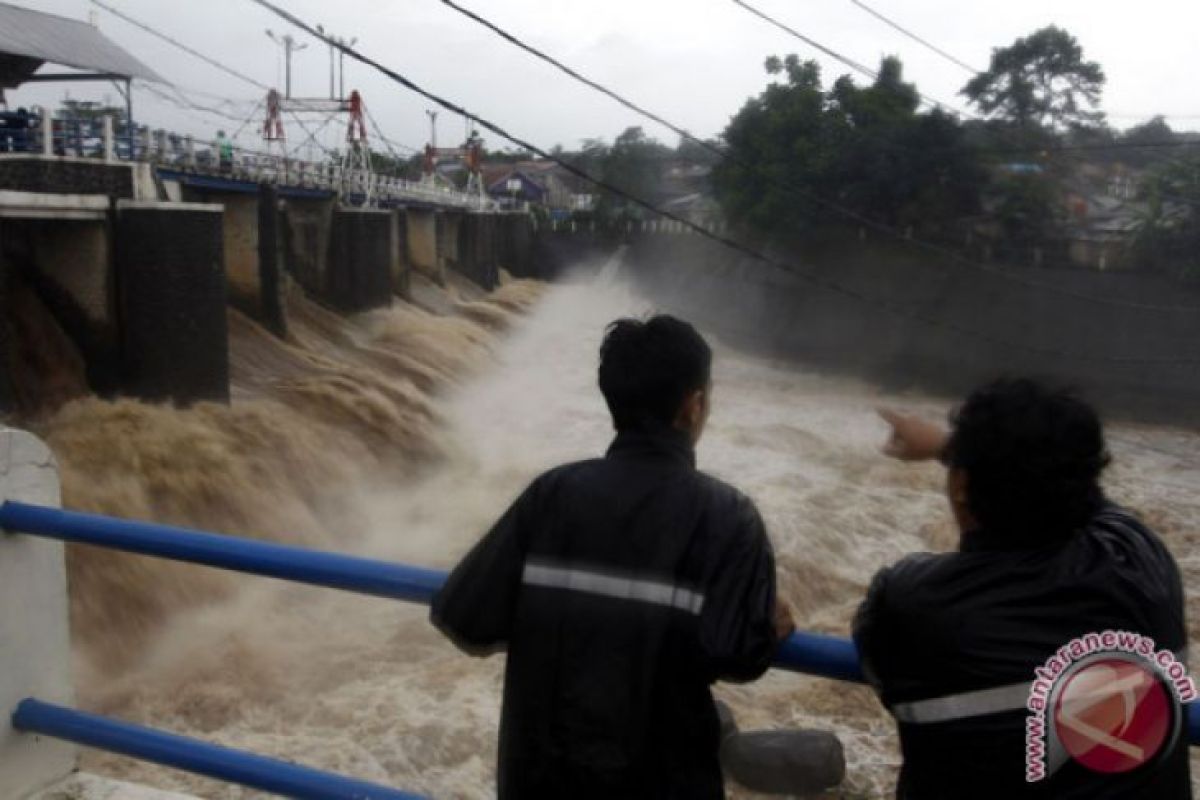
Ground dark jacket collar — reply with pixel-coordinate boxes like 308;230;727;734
605;424;696;468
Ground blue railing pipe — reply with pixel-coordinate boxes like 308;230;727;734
4;500;1196;744
12;699;423;800
0;501;443;604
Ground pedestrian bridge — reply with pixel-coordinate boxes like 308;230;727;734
0;428;1194;798
1;108;492;211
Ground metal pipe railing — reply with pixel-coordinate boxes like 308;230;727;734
12;699;423;800
2;500;1195;746
0;501;857;679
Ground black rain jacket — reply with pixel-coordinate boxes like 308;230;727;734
431;426;778;799
854;504;1191;799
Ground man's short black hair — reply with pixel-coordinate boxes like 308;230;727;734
945;378;1110;544
598;315;712;432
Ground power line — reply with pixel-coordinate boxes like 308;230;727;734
846;0;980;75
247;0;1200;363
431;0;1200;312
728;0;967;116
90;0;270;91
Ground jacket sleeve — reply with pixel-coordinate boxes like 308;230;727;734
852;566;892;692
699;497;778;682
430;479;538;655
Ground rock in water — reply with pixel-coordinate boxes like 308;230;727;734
721;728;846;795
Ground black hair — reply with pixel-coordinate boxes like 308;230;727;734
945;378;1110;544
598;315;712;432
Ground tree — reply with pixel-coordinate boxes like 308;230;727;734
962;26;1105;131
1135;157;1200;280
713;54;983;242
595;126;670;220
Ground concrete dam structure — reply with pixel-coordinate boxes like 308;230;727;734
0;151;541;412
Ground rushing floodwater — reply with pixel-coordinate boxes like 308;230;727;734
63;269;1200;798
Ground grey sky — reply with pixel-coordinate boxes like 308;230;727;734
11;0;1200;156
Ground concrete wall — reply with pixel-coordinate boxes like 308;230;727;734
8;217;121;393
0;157;135;199
453;213;499;290
437;212;460;279
625;234;1200;425
0;427;75;799
326;209;394;312
390;209;409;300
405;208;440;281
282;197;334;298
115;201;229;404
218;194;260;316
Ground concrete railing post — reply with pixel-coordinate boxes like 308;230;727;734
155;130;168;164
0;428;75;798
102;115;115;163
40;111;53;156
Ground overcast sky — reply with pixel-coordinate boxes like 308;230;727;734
12;0;1200;156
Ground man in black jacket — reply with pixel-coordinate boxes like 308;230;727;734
859;379;1191;798
432;314;792;799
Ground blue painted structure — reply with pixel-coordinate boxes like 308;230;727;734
1;496;1197;798
12;699;422;800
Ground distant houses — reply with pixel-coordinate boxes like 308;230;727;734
482;161;595;219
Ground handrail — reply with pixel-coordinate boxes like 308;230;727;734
0;501;857;679
11;699;423;800
2;499;1196;747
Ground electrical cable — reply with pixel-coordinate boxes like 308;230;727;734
246;0;1200;363
846;0;980;75
729;0;967;115
432;0;1200;312
90;0;270;91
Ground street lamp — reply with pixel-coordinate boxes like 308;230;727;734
265;29;307;99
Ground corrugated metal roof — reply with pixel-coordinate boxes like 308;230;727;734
0;2;162;83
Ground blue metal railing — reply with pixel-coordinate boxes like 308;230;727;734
13;699;421;800
2;497;1197;797
0;501;859;679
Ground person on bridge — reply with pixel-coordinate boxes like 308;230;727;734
859;379;1190;798
432;315;794;799
215;130;233;174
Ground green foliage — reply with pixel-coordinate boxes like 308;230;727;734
1135;157;1200;280
595;126;671;221
962;26;1105;131
713;54;985;241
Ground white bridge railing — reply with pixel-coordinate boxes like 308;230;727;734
6;110;494;211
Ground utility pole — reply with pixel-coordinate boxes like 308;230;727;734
265;29;307;99
316;25;335;99
337;37;357;100
316;27;356;100
426;110;438;149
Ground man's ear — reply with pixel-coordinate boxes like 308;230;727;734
675;389;702;430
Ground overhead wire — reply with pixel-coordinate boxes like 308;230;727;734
845;0;980;75
431;0;1200;312
248;0;1200;363
728;0;967;116
89;0;270;92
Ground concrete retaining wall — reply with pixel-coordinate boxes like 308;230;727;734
625;235;1200;425
405;208;440;281
115;200;229;404
0;157;135;199
282;197;333;298
0;427;74;799
454;213;499;290
326;209;394;312
4;215;121;394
